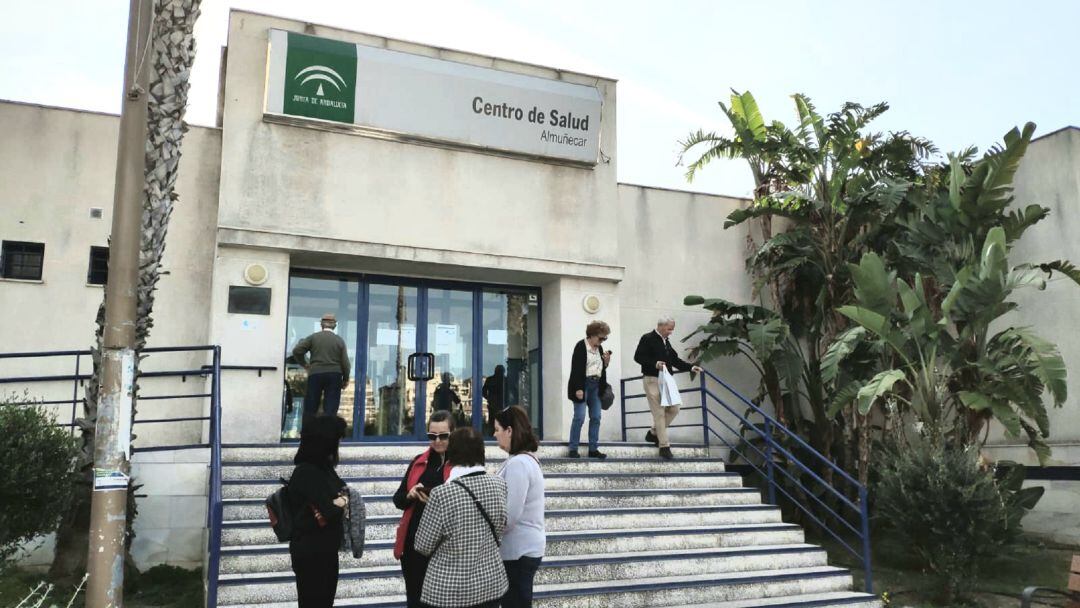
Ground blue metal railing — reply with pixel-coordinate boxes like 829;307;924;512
620;369;873;594
0;345;261;607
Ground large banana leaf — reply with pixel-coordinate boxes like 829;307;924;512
856;369;907;415
848;252;897;316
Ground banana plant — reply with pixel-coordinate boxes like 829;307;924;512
831;232;1073;463
681;91;937;480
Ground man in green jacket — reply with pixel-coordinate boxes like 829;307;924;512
293;313;351;419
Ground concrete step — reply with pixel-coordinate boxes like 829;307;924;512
220;524;807;574
223;483;757;511
219;566;857;607
683;591;882;607
222;457;727;480
224;484;763;521
222;442;711;463
222;471;743;498
217;545;832;605
220;504;783;547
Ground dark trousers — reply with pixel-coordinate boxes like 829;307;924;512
304;371;343;418
502;556;542;607
290;547;339;608
401;548;430;608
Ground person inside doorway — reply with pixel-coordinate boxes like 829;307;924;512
633;316;702;459
482;364;506;434
433;372;465;427
292;313;351;421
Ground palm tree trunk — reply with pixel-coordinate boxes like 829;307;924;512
50;0;202;582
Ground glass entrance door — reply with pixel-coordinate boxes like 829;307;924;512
424;288;475;431
282;275;359;440
283;272;541;442
362;284;419;437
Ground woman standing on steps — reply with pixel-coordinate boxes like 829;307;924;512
288;415;348;608
392;410;455;608
494;406;546;608
566;320;612;459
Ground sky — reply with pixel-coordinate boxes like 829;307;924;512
1;0;1078;198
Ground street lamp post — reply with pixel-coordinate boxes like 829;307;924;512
85;0;153;605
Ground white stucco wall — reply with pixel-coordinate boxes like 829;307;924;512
0;101;222;447
0;100;223;570
984;127;1080;464
615;184;763;447
215;11;621;280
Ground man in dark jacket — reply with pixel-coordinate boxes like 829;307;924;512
633;316;701;459
293;313;352;420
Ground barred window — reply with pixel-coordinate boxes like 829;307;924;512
88;246;109;285
1;240;45;281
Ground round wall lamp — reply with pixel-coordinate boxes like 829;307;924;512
582;294;601;314
243;263;269;286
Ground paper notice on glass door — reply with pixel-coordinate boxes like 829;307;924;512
435;324;458;352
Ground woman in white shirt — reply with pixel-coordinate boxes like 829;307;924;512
494;406;546;608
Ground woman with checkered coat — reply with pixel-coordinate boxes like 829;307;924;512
415;427;509;608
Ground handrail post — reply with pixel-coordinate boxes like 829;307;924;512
763;418;776;505
71;353;80;437
699;373;709;448
206;346;223;608
620;378;627;442
859;485;873;594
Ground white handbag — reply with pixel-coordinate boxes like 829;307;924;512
658;367;682;407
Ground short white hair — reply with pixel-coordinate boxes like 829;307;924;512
657;315;675;327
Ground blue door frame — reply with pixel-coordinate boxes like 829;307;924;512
288;269;543;442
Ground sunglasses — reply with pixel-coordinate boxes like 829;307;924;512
599;336;608;342
426;432;451;441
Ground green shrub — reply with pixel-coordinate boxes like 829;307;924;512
874;435;1038;604
0;393;79;567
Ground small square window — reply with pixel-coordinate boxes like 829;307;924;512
1;240;45;281
228;286;272;315
88;246;109;285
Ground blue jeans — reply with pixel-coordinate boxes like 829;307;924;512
502;556;543;607
569;378;602;452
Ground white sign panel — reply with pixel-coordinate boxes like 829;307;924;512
265;29;603;164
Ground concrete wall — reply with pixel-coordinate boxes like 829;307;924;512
614;184;763;446
0;100;223;569
986;126;1080;460
0;101;222;447
980;127;1080;546
216;11;621;276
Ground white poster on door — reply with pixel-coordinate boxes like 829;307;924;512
435;324;458;352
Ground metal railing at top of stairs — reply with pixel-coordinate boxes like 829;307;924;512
620;368;873;594
0;345;264;607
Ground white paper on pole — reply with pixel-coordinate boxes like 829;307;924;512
117;349;135;458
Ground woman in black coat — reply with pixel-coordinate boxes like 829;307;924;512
289;415;348;608
566;320;611;459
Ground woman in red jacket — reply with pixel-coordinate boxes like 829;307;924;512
392;410;455;607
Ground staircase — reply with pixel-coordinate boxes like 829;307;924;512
214;441;880;607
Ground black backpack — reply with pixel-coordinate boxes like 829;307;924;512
266;477;295;542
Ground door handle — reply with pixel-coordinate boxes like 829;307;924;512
408;353;434;381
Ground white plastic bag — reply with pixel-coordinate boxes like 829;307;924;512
658;367;682;407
